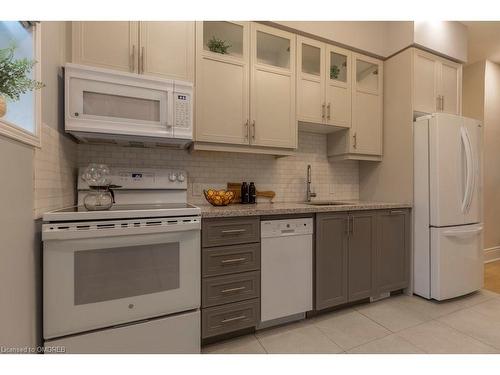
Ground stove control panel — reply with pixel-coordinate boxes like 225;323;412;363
78;168;188;190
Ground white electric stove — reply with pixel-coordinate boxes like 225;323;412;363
42;168;201;354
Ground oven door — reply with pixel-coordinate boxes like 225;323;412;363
43;217;200;339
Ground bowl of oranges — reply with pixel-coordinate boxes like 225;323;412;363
203;189;235;206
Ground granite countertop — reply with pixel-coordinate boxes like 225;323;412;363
197;200;412;218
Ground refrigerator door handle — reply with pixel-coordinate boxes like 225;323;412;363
460;127;473;214
443;226;483;238
464;126;476;213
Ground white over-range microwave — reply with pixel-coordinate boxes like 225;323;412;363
64;63;193;148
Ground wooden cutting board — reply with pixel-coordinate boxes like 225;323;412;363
227;182;275;203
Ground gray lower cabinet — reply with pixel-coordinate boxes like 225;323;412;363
375;209;411;294
348;211;377;301
315;213;349;310
315;209;410;311
201;217;261;340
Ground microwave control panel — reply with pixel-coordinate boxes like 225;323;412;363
174;93;191;129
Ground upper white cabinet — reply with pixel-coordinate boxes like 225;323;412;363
413;49;462;115
250;23;296;148
195;21;250;145
194;22;297;153
72;22;139;73
72;21;194;81
297;36;351;130
327;53;383;161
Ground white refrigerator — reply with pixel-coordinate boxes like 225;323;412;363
414;113;483;301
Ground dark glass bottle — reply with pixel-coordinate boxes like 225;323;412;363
249;182;256;204
241;182;249;204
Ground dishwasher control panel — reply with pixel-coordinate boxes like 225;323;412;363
260;218;313;238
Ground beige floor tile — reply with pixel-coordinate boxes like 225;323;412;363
256;321;343;354
355;297;431;332
347;334;424;354
392;294;467;319
313;308;390;350
458;289;499;307
438;307;500;350
202;335;266;354
398;320;498;354
469;298;500;320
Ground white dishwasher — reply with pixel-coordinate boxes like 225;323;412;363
260;218;313;327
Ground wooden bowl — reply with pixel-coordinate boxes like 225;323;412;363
204;189;235;206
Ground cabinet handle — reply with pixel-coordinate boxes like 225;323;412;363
244;119;249;139
252;120;256;140
390;210;405;215
141;46;145;74
436;96;441;111
327;103;331;120
221;286;246;294
322;103;326;119
131;45;136;72
221;315;247;324
353;132;357;149
441;95;445;111
221;228;246;235
350;217;354;235
221;257;247;264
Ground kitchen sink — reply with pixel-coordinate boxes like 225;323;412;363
305;201;353;206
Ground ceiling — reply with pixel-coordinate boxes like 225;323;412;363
462;21;500;65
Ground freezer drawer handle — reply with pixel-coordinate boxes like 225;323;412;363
443;226;483;238
221;286;246;294
221;257;247;264
221;315;247;324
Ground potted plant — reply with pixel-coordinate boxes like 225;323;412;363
0;45;44;118
207;36;231;54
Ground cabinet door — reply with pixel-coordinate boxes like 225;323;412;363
315;213;349;310
439;60;462;115
139;22;194;81
413;49;439;113
351;53;383;155
296;36;325;125
250;23;297;149
375;209;410;294
195;21;250;145
72;22;139;73
348;211;376;301
325;45;351;128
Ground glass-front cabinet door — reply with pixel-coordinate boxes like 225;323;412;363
325;46;351;128
297;36;325;125
250;23;297;149
350;53;383;155
195;21;250;145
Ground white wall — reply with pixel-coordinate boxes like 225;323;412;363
414;21;468;62
277;21;467;62
0;136;37;349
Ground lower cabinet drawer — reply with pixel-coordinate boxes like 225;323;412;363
202;299;260;339
202;271;260;308
202;243;260;277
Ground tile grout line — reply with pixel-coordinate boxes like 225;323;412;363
253;333;269;354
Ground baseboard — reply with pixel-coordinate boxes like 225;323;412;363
484;246;500;263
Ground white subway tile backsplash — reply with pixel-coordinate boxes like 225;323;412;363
77;131;359;204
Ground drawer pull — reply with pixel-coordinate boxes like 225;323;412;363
221;257;247;264
221;315;247;324
221;286;246;294
220;229;246;235
390;210;405;215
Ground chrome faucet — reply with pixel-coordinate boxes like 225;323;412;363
306;164;317;202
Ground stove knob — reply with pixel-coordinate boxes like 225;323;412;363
177;173;186;182
168;172;177;182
